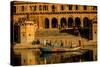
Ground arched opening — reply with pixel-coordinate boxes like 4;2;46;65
45;18;49;28
83;17;93;40
60;17;67;28
68;17;73;28
14;23;20;43
83;17;90;28
75;17;81;28
52;18;58;28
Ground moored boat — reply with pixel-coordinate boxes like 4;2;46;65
40;46;81;53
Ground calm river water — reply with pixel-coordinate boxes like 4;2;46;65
11;49;94;66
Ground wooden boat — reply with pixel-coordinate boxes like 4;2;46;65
40;46;81;53
40;27;82;53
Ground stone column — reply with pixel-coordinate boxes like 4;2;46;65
80;15;83;27
58;16;61;29
39;16;44;29
49;18;52;29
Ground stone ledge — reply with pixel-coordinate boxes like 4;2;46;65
12;43;41;50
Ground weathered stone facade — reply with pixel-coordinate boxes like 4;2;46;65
11;1;97;43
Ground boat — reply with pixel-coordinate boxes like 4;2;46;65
40;46;81;53
40;27;82;53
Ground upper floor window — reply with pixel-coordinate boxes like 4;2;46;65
39;5;42;11
12;6;16;13
83;6;87;10
31;6;36;11
43;5;48;11
34;6;36;11
93;6;97;10
21;6;24;11
75;5;79;10
30;6;36;11
46;5;48;10
69;5;73;10
61;5;64;10
52;5;56;12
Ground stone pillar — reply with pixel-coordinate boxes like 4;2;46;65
49;18;52;29
81;15;83;27
66;15;69;28
66;18;68;28
39;16;44;29
73;17;75;27
58;16;61;29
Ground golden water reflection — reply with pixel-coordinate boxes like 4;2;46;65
11;49;93;66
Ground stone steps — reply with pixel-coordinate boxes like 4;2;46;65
35;29;87;41
34;29;93;46
35;29;75;37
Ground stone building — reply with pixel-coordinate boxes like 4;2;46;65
11;1;97;44
19;21;37;43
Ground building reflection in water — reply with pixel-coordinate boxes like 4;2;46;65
11;49;93;66
11;49;40;66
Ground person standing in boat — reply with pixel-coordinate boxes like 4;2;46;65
43;39;46;47
60;40;63;47
55;40;58;47
65;40;67;48
69;41;72;48
46;40;48;47
36;39;40;44
49;40;51;47
47;40;50;47
78;39;81;47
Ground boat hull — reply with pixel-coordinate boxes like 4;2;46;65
40;47;81;53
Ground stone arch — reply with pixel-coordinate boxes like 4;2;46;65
60;17;67;28
51;18;58;28
14;23;20;43
75;17;81;27
83;17;91;28
45;18;49;28
68;17;73;28
83;17;93;40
